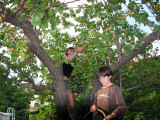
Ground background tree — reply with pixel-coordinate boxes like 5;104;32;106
0;64;32;120
0;0;160;119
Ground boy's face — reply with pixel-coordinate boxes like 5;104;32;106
67;49;74;55
99;75;112;86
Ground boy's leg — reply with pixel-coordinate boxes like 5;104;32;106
64;80;75;120
67;91;75;120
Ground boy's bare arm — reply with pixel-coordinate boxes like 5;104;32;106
103;112;116;120
64;47;83;61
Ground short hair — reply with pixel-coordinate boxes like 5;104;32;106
97;66;113;78
65;47;75;56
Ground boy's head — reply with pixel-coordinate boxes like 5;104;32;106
97;66;113;86
65;47;75;56
97;66;113;78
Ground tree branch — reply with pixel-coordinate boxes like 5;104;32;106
20;78;53;92
123;71;159;91
111;27;160;72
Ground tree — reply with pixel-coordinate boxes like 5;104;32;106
0;0;160;119
0;64;32;120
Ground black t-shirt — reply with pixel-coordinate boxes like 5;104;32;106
63;62;74;78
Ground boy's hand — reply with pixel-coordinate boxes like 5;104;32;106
77;47;83;53
90;104;97;112
103;117;108;120
103;114;116;120
103;115;109;120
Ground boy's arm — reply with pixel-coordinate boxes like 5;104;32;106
64;47;83;61
104;105;126;120
104;112;116;120
63;51;77;61
104;88;126;120
90;92;98;112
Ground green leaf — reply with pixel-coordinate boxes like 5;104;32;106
38;13;44;19
20;56;25;61
48;10;53;16
76;8;81;14
124;45;132;52
34;15;40;23
8;50;12;55
41;22;48;30
31;20;37;27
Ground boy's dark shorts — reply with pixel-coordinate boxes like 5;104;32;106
64;80;70;91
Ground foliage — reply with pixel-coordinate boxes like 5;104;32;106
123;84;160;120
119;57;160;120
0;0;160;119
29;91;57;120
0;65;32;120
115;56;160;89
